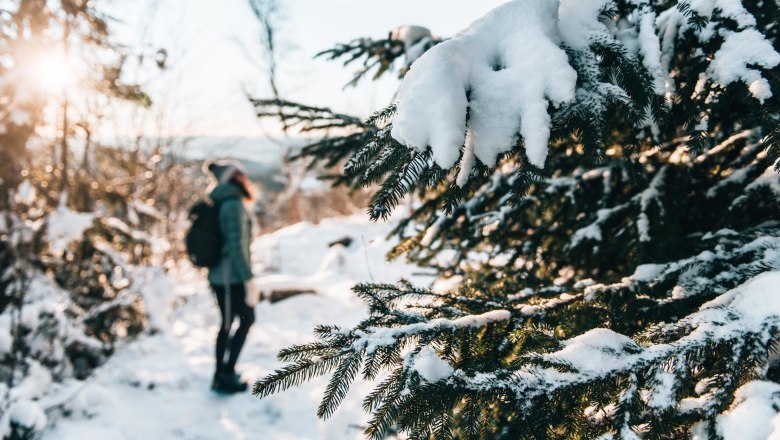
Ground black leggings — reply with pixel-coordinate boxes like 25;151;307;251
212;283;255;374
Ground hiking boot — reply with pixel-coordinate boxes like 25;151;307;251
211;371;248;394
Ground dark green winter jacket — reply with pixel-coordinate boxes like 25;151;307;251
207;183;253;285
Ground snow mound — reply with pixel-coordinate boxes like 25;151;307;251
2;399;48;436
46;205;94;255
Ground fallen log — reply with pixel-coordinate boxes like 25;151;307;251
264;288;317;303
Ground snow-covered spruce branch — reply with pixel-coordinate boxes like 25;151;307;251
256;0;779;213
253;129;780;438
316;26;439;87
390;0;778;174
250;0;780;437
412;216;780;336
294;0;779;222
251;98;366;132
393;131;775;277
249;98;386;181
253;288;516;438
254;270;780;438
260;0;780;221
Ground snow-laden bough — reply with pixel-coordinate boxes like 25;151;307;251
391;0;577;170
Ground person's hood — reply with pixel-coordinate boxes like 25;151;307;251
209;183;244;202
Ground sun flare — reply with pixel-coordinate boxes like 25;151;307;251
32;51;74;95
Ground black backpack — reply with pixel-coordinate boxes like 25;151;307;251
186;200;226;268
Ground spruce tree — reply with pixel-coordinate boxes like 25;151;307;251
253;0;780;438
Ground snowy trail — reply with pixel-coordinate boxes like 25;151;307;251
42;215;429;439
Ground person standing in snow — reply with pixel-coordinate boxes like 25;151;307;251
205;160;260;394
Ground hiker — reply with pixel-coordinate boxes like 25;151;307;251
205;160;260;394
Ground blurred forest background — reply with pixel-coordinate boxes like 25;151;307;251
0;0;505;437
0;0;407;436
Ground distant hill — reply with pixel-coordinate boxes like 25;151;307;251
176;136;311;192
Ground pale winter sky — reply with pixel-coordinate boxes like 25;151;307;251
109;0;507;138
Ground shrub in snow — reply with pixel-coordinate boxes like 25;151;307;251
253;0;780;438
1;187;166;436
0;0;177;435
2;399;47;440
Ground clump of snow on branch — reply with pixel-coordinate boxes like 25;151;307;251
391;0;577;169
556;0;611;50
391;25;434;65
646;370;677;410
638;11;666;95
1;399;48;436
630;263;665;282
716;381;780;439
687;0;756;29
709;30;780;103
412;346;454;383
431;269;780;402
46;205;95;255
390;0;779;177
547;328;640;375
352;310;511;354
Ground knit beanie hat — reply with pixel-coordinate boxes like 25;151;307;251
205;160;249;184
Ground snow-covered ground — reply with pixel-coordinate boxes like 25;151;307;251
42;215;430;439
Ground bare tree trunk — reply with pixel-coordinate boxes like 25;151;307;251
82;126;92;169
60;98;69;194
59;16;72;195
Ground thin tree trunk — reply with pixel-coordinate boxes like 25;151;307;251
60;17;72;195
60;98;69;194
82;127;91;169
